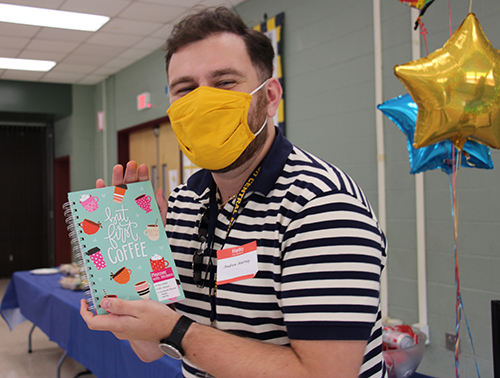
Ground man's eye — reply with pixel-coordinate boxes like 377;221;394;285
177;86;196;94
216;80;236;88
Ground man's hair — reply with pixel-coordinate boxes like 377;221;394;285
165;7;274;80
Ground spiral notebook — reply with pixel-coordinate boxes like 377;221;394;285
64;181;184;315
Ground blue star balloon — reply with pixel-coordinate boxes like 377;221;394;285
377;94;494;174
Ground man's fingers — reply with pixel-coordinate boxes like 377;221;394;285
138;164;150;182
111;164;125;186
96;161;151;189
124;161;139;184
96;178;106;188
80;299;95;322
100;298;142;317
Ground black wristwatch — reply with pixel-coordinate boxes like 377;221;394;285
159;315;194;359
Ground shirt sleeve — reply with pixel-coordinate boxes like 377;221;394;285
280;190;386;341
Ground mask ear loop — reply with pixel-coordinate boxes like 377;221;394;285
253;116;268;137
250;79;269;96
250;79;270;137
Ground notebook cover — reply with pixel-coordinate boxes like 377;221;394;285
67;181;184;315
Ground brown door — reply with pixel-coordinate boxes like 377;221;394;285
129;121;181;196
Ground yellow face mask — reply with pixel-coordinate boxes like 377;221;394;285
167;80;268;171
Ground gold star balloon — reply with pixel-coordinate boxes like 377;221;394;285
395;13;500;150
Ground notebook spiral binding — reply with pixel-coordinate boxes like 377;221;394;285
63;201;96;311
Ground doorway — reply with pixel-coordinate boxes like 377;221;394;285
0;123;54;278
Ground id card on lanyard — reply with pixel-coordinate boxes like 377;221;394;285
206;166;261;322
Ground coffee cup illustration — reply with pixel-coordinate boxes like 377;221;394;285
80;194;99;212
86;247;106;270
79;219;102;235
135;194;152;213
110;267;132;284
113;184;128;203
134;281;152;300
144;219;160;241
150;253;168;271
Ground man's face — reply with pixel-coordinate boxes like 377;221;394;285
168;32;261;101
168;32;269;172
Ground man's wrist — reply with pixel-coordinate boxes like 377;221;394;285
159;315;194;359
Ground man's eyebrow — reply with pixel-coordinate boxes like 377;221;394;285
169;69;246;89
169;76;194;89
210;68;246;79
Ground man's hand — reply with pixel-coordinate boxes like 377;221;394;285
80;297;180;342
96;161;168;227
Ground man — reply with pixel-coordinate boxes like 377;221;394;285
81;6;387;378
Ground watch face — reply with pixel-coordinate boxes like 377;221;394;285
159;342;183;360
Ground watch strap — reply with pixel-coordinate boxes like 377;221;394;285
160;315;194;356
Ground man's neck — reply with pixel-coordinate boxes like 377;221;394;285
212;125;275;203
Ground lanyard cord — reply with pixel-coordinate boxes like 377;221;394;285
205;166;261;322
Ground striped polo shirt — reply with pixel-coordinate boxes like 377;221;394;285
166;128;387;377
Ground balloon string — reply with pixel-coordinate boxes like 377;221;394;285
450;147;460;378
449;150;481;378
469;0;473;14
460;295;482;378
420;23;429;56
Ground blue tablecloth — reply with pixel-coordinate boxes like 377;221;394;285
0;270;182;378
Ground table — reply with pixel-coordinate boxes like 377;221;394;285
0;270;182;378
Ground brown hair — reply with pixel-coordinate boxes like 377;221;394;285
165;7;274;80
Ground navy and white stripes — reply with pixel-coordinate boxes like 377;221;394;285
166;129;387;377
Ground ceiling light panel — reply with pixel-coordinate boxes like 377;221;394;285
0;57;56;71
0;3;110;32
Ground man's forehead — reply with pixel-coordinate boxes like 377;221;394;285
167;33;253;78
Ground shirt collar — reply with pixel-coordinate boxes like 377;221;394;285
186;127;293;199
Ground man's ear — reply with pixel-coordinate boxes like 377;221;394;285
265;77;283;119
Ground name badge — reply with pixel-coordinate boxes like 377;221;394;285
217;241;258;285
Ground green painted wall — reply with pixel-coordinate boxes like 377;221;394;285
0;79;71;118
3;1;500;376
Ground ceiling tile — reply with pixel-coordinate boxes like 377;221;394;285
133;36;165;50
86;32;143;48
99;18;164;36
150;23;173;39
77;74;110;85
1;69;46;81
72;43;126;58
59;0;131;17
18;50;67;61
0;23;40;38
117;2;188;23
0;36;30;50
103;57;137;70
41;70;86;83
62;54;112;66
24;39;80;53
51;62;98;74
1;0;65;9
116;48;152;61
93;65;121;75
35;28;93;43
0;48;20;58
137;0;200;7
200;0;246;7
